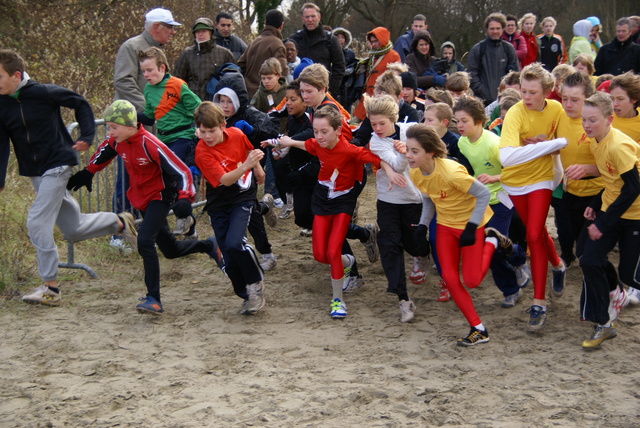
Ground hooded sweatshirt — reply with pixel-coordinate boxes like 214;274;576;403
569;20;596;63
440;41;465;74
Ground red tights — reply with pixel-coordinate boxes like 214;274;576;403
312;213;352;280
510;190;561;300
436;224;496;326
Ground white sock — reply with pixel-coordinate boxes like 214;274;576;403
341;254;354;268
332;278;343;301
485;237;498;248
474;323;486;332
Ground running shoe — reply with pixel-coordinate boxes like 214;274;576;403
119;212;138;251
409;257;426;284
627;287;640;305
22;284;61;306
457;327;490;346
173;215;194;235
242;281;265;314
501;289;522;308
582;324;617;349
437;279;450;302
259;253;277;272
343;274;364;292
136;296;163;315
399;299;415;323
363;223;379;263
551;262;566;297
262;194;278;228
515;262;531;288
330;298;347;318
608;286;628;322
485;227;513;256
526;305;547;332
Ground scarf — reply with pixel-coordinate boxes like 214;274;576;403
359;42;394;76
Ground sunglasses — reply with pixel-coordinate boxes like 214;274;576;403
159;23;177;31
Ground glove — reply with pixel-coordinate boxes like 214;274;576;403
459;222;478;247
172;198;193;218
433;74;446;87
67;168;94;192
189;166;201;177
233;120;254;135
413;224;429;249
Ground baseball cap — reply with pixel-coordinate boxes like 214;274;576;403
145;8;182;26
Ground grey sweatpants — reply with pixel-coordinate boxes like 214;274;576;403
28;165;120;282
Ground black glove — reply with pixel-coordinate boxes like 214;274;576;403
172;198;193;218
67;168;94;192
414;224;428;247
459;222;478;247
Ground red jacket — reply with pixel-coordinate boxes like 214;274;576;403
87;125;194;211
354;27;401;120
521;31;539;67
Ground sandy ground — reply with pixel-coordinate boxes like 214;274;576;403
1;182;639;427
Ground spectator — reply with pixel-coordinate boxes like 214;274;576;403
352;27;401;121
440;41;465;74
594;17;640;76
284;39;301;83
467;13;519;105
586;16;603;53
629;15;640;45
404;30;443;92
332;27;358;110
393;14;428;62
519;13;539;67
502;14;527;68
174;17;235;101
537;16;567;71
214;12;247;60
289;2;345;96
569;19;595;64
238;9;288;98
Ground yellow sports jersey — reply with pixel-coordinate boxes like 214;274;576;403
590;127;640;219
500;100;563;188
410;158;493;229
556;114;603;197
612;110;640;143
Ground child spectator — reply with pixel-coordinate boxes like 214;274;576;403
279;107;404;318
405;124;509;345
69;100;219;314
283;39;300;83
538;16;567;71
213;72;280;271
445;71;471;101
194;101;267;315
0;50;135;307
499;63;568;331
137;47;201;238
440;41;465;73
578;92;640;348
400;71;425;123
331;27;358;111
366;95;430;322
251;58;287;115
453;97;531;307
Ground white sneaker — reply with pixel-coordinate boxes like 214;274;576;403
300;228;312;237
173;215;194;235
330;298;347;318
627;287;640;305
259;253;277;271
22;285;61;306
343;274;364;292
515;262;531;288
608;287;627;322
242;281;265;314
273;197;285;209
409;257;426;284
279;201;294;219
109;236;133;255
399;299;415;323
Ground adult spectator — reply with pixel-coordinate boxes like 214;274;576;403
238;9;288;98
393;14;428;62
352;27;401;121
174;17;235;101
519;13;539;67
537;16;567;71
594;17;640;76
332;27;358;111
214;12;247;60
404;30;443;92
586;16;603;53
467;13;519;105
502;14;527;68
289;3;345;96
114;7;181;110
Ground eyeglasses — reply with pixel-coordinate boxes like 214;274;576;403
159;23;177;31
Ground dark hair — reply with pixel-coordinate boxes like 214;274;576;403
0;49;25;76
410;30;435;55
406;124;448;158
287;79;301;95
506;14;518;24
484;12;507;30
561;72;595;98
216;12;233;23
265;9;284;28
284;38;298;49
452;97;487;125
